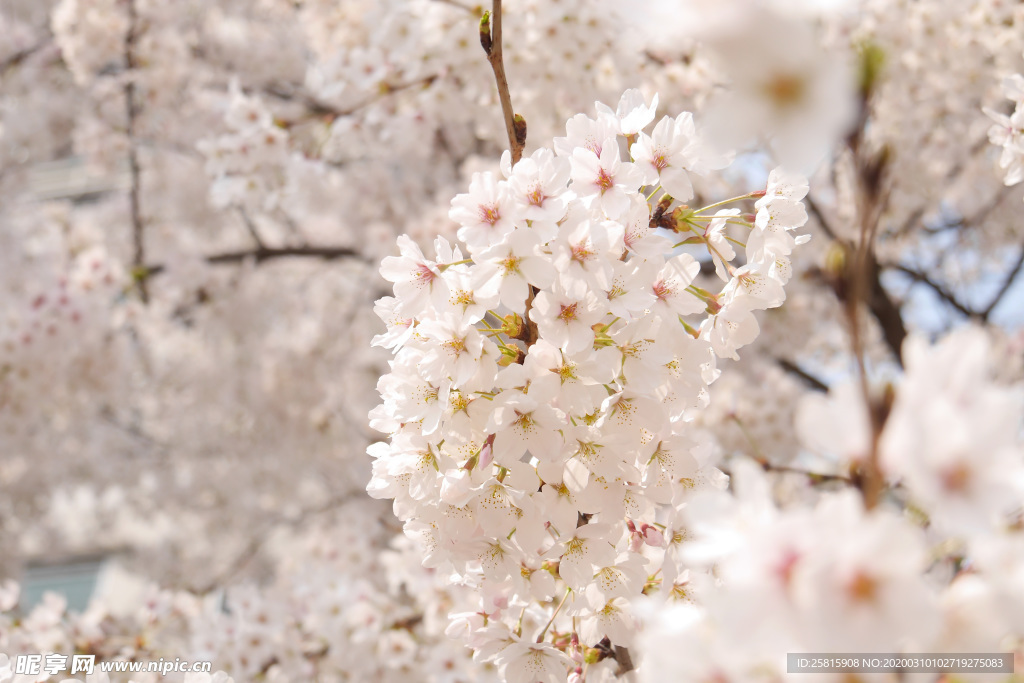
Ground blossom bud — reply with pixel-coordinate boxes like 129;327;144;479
671;205;695;232
513;114;527;147
479;438;495;469
498;345;525;366
501;312;524;338
824;242;847;280
642;524;665;547
479;11;492;54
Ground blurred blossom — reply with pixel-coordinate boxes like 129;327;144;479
700;6;856;170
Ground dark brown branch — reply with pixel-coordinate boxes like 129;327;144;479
754;459;853;484
613;646;635;676
719;461;853;486
0;39;50;76
823;245;908;366
480;1;525;164
775;357;828;393
864;250;908;365
981;243;1024;322
847;138;891;510
889;264;975;318
265;75;439;126
124;0;146;302
143;246;368;277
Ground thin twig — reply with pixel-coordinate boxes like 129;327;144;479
889;264;975;318
775;357;829;393
0;39;50;77
237;209;266;249
845;131;891;511
480;1;525;164
981;243;1024;321
719;462;853;485
143;245;368;277
535;587;571;643
864;250;908;366
765;462;853;484
264;74;439;126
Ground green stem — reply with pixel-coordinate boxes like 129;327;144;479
438;258;474;271
536;588;572;643
693;192;757;215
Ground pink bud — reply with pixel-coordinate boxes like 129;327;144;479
642;524;665;548
569;632;583;663
478;442;494;469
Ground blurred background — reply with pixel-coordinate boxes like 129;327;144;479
1;0;1023;680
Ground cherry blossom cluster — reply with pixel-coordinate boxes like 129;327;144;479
0;501;495;683
986;62;1024;193
0;247;126;426
5;0;1024;681
639;327;1024;682
369;90;809;680
197;84;292;213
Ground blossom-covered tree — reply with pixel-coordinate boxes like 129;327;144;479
1;0;1024;681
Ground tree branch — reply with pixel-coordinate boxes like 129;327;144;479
865;250;908;365
480;1;525;164
237;209;266;250
124;0;146;302
981;243;1024;322
264;74;439;126
143;246;368;277
0;39;50;77
775;357;829;393
889;263;975;318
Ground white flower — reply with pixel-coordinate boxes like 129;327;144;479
570;141;644;219
474;227;556;311
630;112;703;202
596;89;659;136
450;171;517;253
557;523;619;590
649;254;704;317
507;148;572;235
379;235;449;315
701;7;855;169
702;209;738;281
530;284;607;354
496;640;573;683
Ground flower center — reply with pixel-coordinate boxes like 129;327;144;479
480;204;501;226
501;255;522;275
557;302;579;323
